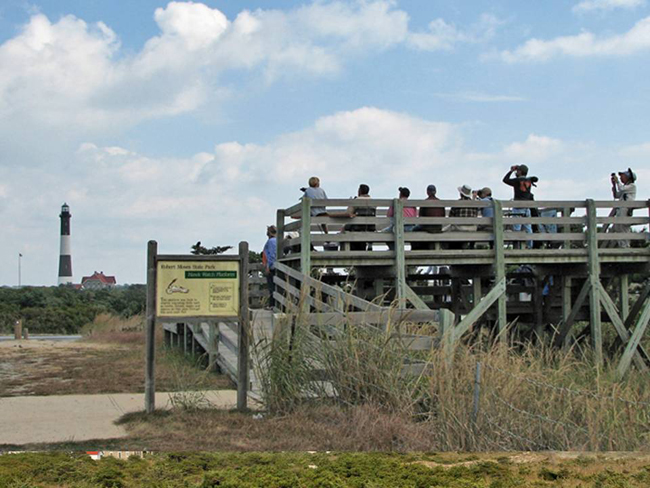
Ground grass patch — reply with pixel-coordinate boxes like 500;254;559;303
2;452;650;487
0;314;231;397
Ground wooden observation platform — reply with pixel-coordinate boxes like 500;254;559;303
274;197;650;374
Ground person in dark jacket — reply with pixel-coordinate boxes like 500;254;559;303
503;165;538;248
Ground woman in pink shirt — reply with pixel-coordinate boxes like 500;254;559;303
387;187;417;231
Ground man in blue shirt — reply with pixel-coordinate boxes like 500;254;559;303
263;226;277;309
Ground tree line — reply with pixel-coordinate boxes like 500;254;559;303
0;285;146;334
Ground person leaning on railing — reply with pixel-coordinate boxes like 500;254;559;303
445;184;478;250
412;184;445;250
610;167;637;248
385;187;417;250
343;184;376;251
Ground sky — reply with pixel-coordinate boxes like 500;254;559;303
1;0;649;286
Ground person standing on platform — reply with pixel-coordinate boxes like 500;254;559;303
262;225;277;310
502;165;538;248
611;168;637;248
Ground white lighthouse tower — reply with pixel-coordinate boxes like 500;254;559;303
58;203;73;285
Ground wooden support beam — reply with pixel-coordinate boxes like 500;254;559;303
597;282;649;373
300;198;311;275
586;199;603;366
453;278;507;343
493;199;507;340
624;279;650;331
473;278;482;307
276;208;285;262
394;198;407;305
440;308;455;360
617;298;650;379
237;241;250;411
561;276;572;348
620;274;630;322
404;284;431;311
145;240;157;414
554;278;591;347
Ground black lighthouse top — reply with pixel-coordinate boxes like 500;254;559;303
60;203;72;236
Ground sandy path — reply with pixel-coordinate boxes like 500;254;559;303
0;390;237;445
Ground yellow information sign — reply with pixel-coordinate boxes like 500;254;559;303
156;260;239;317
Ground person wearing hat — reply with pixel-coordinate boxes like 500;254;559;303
446;184;478;249
611;168;637;248
262;225;277;309
503;165;539;248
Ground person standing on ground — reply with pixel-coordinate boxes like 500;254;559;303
262;225;277;309
611;168;637;248
502;165;538;248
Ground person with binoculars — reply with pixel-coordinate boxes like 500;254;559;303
610;168;637;248
503;164;539;249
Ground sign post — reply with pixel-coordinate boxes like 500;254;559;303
145;241;249;413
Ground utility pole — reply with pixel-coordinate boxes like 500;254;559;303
18;253;22;287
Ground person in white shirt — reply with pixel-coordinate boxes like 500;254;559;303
611;168;637;248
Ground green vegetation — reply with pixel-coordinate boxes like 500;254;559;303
0;285;145;334
2;452;650;487
253;309;650;452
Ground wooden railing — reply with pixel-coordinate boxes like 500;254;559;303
276;198;650;269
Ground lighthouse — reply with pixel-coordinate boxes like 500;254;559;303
58;203;73;285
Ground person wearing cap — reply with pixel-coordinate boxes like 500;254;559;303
262;225;277;309
503;165;538;249
611;168;637;248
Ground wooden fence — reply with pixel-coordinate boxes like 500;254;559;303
274;197;650;371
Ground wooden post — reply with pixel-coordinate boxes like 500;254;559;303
620;274;630;322
493;199;507;340
208;322;217;371
300;198;311;275
561;276;572;348
276;209;285;262
473;278;482;307
145;240;157;414
237;241;250;411
562;206;572;249
394;198;406;305
14;319;22;340
22;327;29;340
586;199;603;366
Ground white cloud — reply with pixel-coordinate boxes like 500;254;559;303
573;0;645;13
407;13;503;51
435;91;526;102
0;1;501;145
0;106;631;285
619;141;650;157
499;15;650;62
503;134;563;163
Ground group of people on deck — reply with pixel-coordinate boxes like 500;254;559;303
261;166;639;307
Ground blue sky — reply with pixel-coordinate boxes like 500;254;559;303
1;0;649;285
